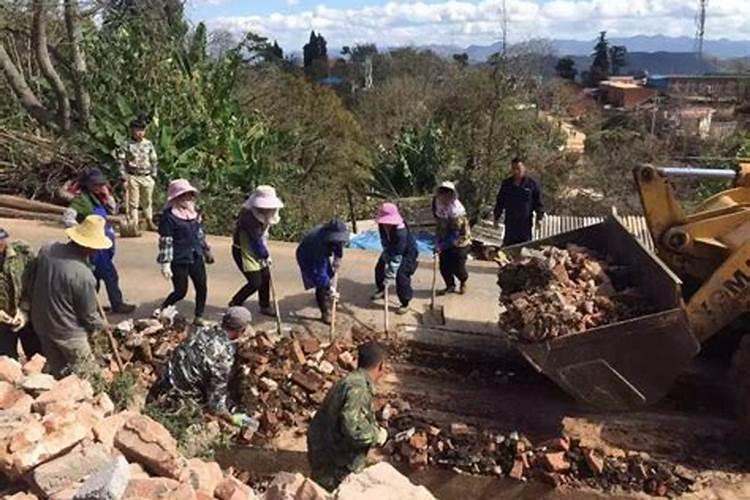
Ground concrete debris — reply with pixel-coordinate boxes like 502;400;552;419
497;244;654;341
73;456;130;500
334;462;436;500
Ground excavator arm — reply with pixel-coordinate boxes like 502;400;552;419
634;164;750;342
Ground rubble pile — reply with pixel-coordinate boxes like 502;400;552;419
105;317;188;385
497;244;654;341
235;331;362;444
379;410;698;497
0;354;261;500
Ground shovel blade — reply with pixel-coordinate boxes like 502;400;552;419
422;305;446;326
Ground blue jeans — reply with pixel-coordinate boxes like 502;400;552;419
93;250;124;307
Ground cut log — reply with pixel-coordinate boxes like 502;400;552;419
0;195;65;214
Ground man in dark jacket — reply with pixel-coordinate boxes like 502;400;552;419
63;168;135;314
493;158;544;246
307;341;389;491
296;219;349;324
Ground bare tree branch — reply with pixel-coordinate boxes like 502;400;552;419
64;0;91;123
32;0;71;132
0;42;55;128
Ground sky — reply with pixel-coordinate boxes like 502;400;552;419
186;0;750;51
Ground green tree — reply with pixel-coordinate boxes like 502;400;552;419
188;22;208;66
609;45;628;76
452;53;469;67
555;57;577;80
589;31;610;85
303;31;328;79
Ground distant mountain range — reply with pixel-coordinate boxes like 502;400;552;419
419;35;750;62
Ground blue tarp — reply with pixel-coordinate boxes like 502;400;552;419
349;229;435;255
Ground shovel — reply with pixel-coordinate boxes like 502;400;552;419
422;253;445;326
329;273;339;342
95;296;125;372
383;283;390;337
268;264;283;336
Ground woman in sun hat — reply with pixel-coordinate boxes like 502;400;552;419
229;185;284;316
156;179;214;325
295;219;350;324
432;181;472;295
371;202;419;315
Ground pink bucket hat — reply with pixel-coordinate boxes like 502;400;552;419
167;179;198;202
244;185;284;210
376;202;404;226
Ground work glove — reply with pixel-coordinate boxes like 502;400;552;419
230;413;253;428
332;257;342;272
204;249;215;265
328;288;340;301
10;310;28;332
264;256;273;267
376;426;389;446
161;263;173;280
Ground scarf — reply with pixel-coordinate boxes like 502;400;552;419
250;207;280;226
169;199;198;221
434;197;466;220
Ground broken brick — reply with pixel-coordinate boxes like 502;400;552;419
509;458;525;480
584;449;605;475
294;332;321;354
289;340;306;365
408;432;428;450
291;371;324;393
337;351;356;371
542;452;571;473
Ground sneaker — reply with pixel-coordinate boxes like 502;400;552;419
437;286;455;296
193;317;206;327
370;290;385;301
396;305;410;315
260;305;277;317
111;303;136;314
459;282;468;295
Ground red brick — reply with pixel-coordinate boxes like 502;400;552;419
584;449;604;475
123;477;180;498
289;340;306;365
114;414;185;479
509;458;525;480
33;375;94;414
294;332;321;354
541;452;570;473
12;422;90;476
408;432;428;450
291;371;324;393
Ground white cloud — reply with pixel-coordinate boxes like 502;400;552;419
202;0;750;51
286;0;300;6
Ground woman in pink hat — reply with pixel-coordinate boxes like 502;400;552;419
372;202;418;314
156;179;214;325
229;185;283;316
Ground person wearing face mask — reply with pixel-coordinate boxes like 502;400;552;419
63;168;136;314
156;179;214;326
229;185;284;316
295;219;350;324
432;181;472;295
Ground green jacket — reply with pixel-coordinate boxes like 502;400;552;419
307;369;379;485
435;213;472;249
0;241;35;316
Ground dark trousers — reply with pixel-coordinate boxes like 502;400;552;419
162;259;207;318
503;221;533;246
439;246;470;288
230;246;271;308
0;323;42;360
315;286;331;314
93;257;124;308
375;256;417;307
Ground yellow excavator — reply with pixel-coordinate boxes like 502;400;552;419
506;163;750;414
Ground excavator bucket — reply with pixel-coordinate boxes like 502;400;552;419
504;216;701;411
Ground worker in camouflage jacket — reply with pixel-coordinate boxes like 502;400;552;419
0;228;41;360
147;307;253;423
307;341;389;491
117;117;159;231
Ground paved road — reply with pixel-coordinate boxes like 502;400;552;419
0;218;500;337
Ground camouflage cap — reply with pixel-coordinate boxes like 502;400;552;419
222;306;253;331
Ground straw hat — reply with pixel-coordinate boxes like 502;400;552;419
65;215;112;250
167;179;198;202
376;202;404;226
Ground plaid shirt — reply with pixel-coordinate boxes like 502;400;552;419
157;236;174;264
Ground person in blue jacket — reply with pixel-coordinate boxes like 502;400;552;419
296;219;350;324
371;203;418;314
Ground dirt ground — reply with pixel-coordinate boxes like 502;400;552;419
3;218;750;499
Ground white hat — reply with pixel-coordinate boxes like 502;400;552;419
244;185;284;210
437;181;457;193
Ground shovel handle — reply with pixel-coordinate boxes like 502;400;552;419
95;297;125;373
268;265;283;336
431;253;438;309
329;273;339;342
384;284;390;337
